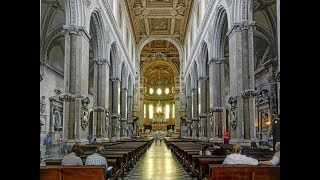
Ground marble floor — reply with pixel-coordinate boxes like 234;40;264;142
124;141;193;180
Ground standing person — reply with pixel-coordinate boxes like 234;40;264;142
223;131;230;144
43;134;52;155
61;143;83;166
223;144;258;165
154;135;158;145
199;144;212;156
259;142;280;166
85;146;113;178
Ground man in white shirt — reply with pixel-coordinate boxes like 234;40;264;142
259;142;280;166
223;144;258;165
85;146;113;177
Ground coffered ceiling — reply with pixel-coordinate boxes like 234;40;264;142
125;0;194;44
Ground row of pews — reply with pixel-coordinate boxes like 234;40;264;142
40;137;153;180
165;137;280;180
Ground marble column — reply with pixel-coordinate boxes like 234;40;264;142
111;78;121;140
210;58;224;139
191;88;199;138
277;0;280;115
208;59;215;139
198;76;208;139
127;95;133;138
186;95;192;138
61;25;90;144
120;88;128;139
227;20;256;141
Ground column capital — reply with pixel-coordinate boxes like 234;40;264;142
110;77;120;82
92;106;107;112
209;57;224;64
121;88;128;91
241;89;258;99
62;25;91;42
210;107;223;113
198;114;207;118
58;93;78;102
120;118;128;122
226;21;256;37
92;58;109;66
198;76;208;81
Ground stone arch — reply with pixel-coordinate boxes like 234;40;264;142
89;9;107;59
137;37;184;65
212;6;229;59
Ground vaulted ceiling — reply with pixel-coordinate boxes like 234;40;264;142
125;0;194;44
140;40;179;87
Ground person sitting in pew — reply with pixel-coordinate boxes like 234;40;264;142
259;142;280;166
61;143;83;166
212;143;227;156
85;145;113;178
223;144;258;165
199;144;212;156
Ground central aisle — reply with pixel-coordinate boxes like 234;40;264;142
124;140;192;180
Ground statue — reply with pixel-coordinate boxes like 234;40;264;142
40;96;46;114
81;97;90;130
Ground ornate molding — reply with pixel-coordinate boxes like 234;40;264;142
93;106;107;112
210;57;224;64
198;114;207;118
241;89;258;99
62;25;91;42
59;93;76;102
227;21;256;38
92;58;108;66
110;77;120;82
268;74;278;84
212;106;223;112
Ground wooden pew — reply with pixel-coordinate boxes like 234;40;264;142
40;165;106;180
44;159;118;179
208;164;280;180
40;166;62;180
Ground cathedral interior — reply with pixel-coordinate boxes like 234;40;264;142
40;0;280;179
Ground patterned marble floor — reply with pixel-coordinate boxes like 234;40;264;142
124;141;193;180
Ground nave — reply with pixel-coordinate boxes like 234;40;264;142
124;140;192;180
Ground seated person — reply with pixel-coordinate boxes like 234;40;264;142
199;144;212;156
223;144;258;165
251;141;257;149
259;142;280;166
85;145;113;178
212;143;227;155
61;143;83;165
91;138;98;144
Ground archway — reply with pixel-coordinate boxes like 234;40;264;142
140;40;180;137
